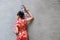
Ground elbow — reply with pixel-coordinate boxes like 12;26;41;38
31;16;34;21
32;17;34;20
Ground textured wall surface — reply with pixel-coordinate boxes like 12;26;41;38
0;0;21;40
0;0;60;40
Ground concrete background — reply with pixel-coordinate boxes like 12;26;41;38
0;0;60;40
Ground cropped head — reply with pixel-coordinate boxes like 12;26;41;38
17;11;25;19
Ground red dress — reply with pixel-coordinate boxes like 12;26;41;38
15;19;28;40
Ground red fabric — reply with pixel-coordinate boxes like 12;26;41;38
15;19;28;40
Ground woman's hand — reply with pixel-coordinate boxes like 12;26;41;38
25;8;34;22
26;8;29;11
25;8;30;13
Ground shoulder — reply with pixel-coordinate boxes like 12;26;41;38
15;21;21;27
16;21;20;24
23;19;27;22
23;19;27;24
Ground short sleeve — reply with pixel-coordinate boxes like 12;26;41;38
24;19;27;25
15;21;20;27
16;21;20;24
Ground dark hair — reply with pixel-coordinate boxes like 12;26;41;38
17;11;25;19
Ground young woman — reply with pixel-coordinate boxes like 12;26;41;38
14;8;34;40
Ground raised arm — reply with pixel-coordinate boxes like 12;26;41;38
25;8;34;22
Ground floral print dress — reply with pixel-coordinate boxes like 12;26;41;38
15;19;28;40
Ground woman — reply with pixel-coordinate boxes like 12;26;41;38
14;8;34;40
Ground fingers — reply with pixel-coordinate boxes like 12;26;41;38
25;8;30;13
26;8;29;11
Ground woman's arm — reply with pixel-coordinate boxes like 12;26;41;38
25;8;34;22
14;26;18;34
14;24;20;35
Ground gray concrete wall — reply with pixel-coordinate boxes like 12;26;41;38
0;0;60;40
0;0;21;40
